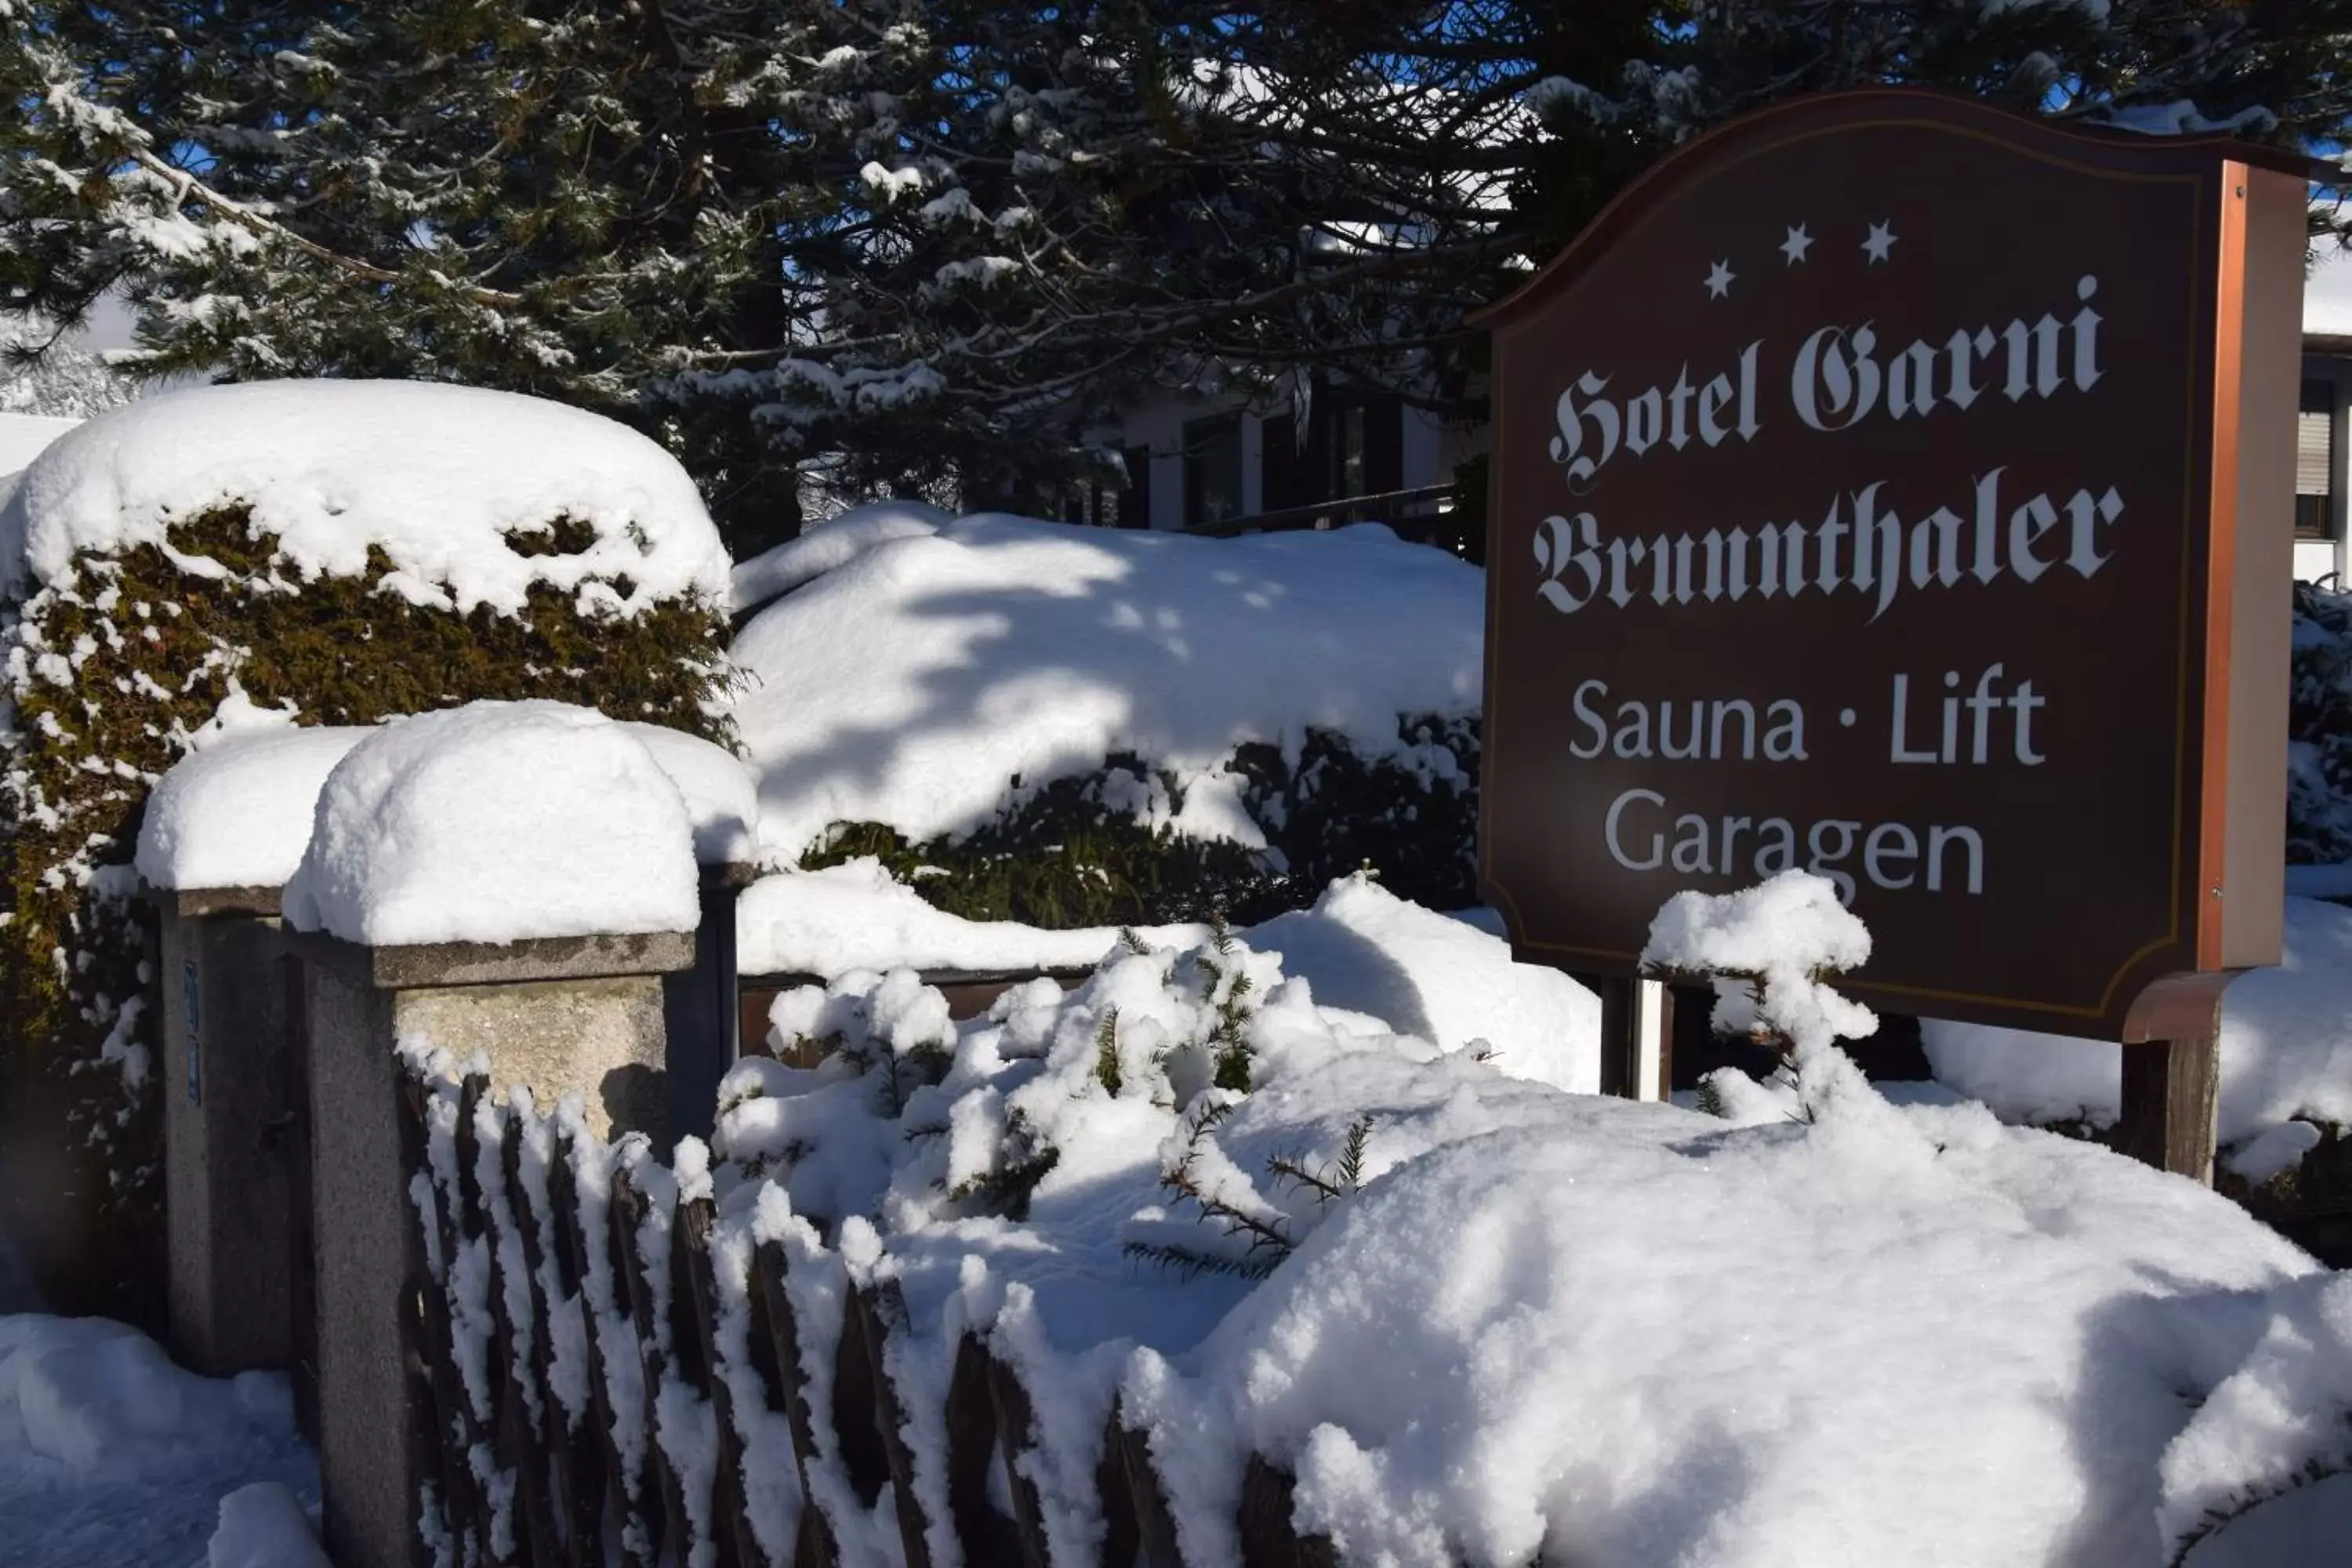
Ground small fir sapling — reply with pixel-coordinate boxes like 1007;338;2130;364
1094;1007;1123;1098
1199;911;1258;1093
943;1113;1061;1221
1267;1112;1376;1207
1126;1109;1379;1281
1123;1101;1298;1282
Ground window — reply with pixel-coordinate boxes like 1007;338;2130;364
1184;415;1243;529
1116;447;1152;528
1339;405;1368;499
2299;379;2336;541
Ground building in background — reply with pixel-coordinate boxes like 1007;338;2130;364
1089;379;1475;535
2301;245;2352;584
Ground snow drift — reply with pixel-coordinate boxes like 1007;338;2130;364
730;497;950;615
0;1314;319;1568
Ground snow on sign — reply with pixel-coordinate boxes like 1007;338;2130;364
1476;89;2312;1039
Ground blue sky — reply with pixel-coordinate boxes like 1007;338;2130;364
2312;243;2352;335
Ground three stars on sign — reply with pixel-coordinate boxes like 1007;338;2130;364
1704;220;1897;299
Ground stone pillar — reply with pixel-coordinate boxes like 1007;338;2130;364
298;929;694;1568
154;885;295;1376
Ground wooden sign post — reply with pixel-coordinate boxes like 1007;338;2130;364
1475;90;2313;1181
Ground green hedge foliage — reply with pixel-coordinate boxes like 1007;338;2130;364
800;715;1479;931
0;505;728;1320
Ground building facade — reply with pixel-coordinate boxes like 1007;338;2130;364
2300;335;2352;584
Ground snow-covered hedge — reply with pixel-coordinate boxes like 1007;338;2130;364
0;381;732;1319
729;513;1484;927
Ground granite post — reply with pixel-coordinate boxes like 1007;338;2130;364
298;927;695;1568
154;884;296;1376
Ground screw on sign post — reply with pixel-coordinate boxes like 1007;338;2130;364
1473;89;2318;1182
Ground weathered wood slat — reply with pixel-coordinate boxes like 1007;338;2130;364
854;1287;934;1568
511;1123;605;1568
1106;1402;1184;1568
450;1074;522;1566
748;1240;839;1566
488;1118;565;1568
611;1173;695;1564
943;1335;1024;1565
394;1075;470;1559
833;1285;894;1508
1237;1455;1338;1568
550;1126;648;1568
981;1348;1052;1568
679;1196;763;1568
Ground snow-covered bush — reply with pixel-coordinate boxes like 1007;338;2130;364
804;716;1480;928
731;514;1483;929
652;880;2350;1566
713;919;1429;1261
0;380;731;1318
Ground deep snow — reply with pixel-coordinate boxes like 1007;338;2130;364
0;1314;321;1568
135;720;368;893
729;497;950;614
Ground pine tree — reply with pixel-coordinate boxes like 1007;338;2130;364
0;2;1664;545
1534;0;2352;249
0;314;134;418
5;1;2345;551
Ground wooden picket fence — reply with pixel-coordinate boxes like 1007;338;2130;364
394;1061;1339;1568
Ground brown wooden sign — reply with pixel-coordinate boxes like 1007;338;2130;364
1477;90;2307;1039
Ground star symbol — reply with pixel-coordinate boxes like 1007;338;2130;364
1780;224;1813;265
1861;221;1897;264
1704;260;1735;299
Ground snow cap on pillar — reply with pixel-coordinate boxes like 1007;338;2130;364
283;699;702;947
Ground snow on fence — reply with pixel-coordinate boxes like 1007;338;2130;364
395;1050;1335;1568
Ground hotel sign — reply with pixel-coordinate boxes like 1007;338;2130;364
1477;90;2307;1036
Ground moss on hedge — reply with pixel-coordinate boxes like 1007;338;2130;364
0;505;728;1320
800;715;1479;931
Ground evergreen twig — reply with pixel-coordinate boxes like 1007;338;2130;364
1094;1006;1123;1097
1125;1100;1294;1277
